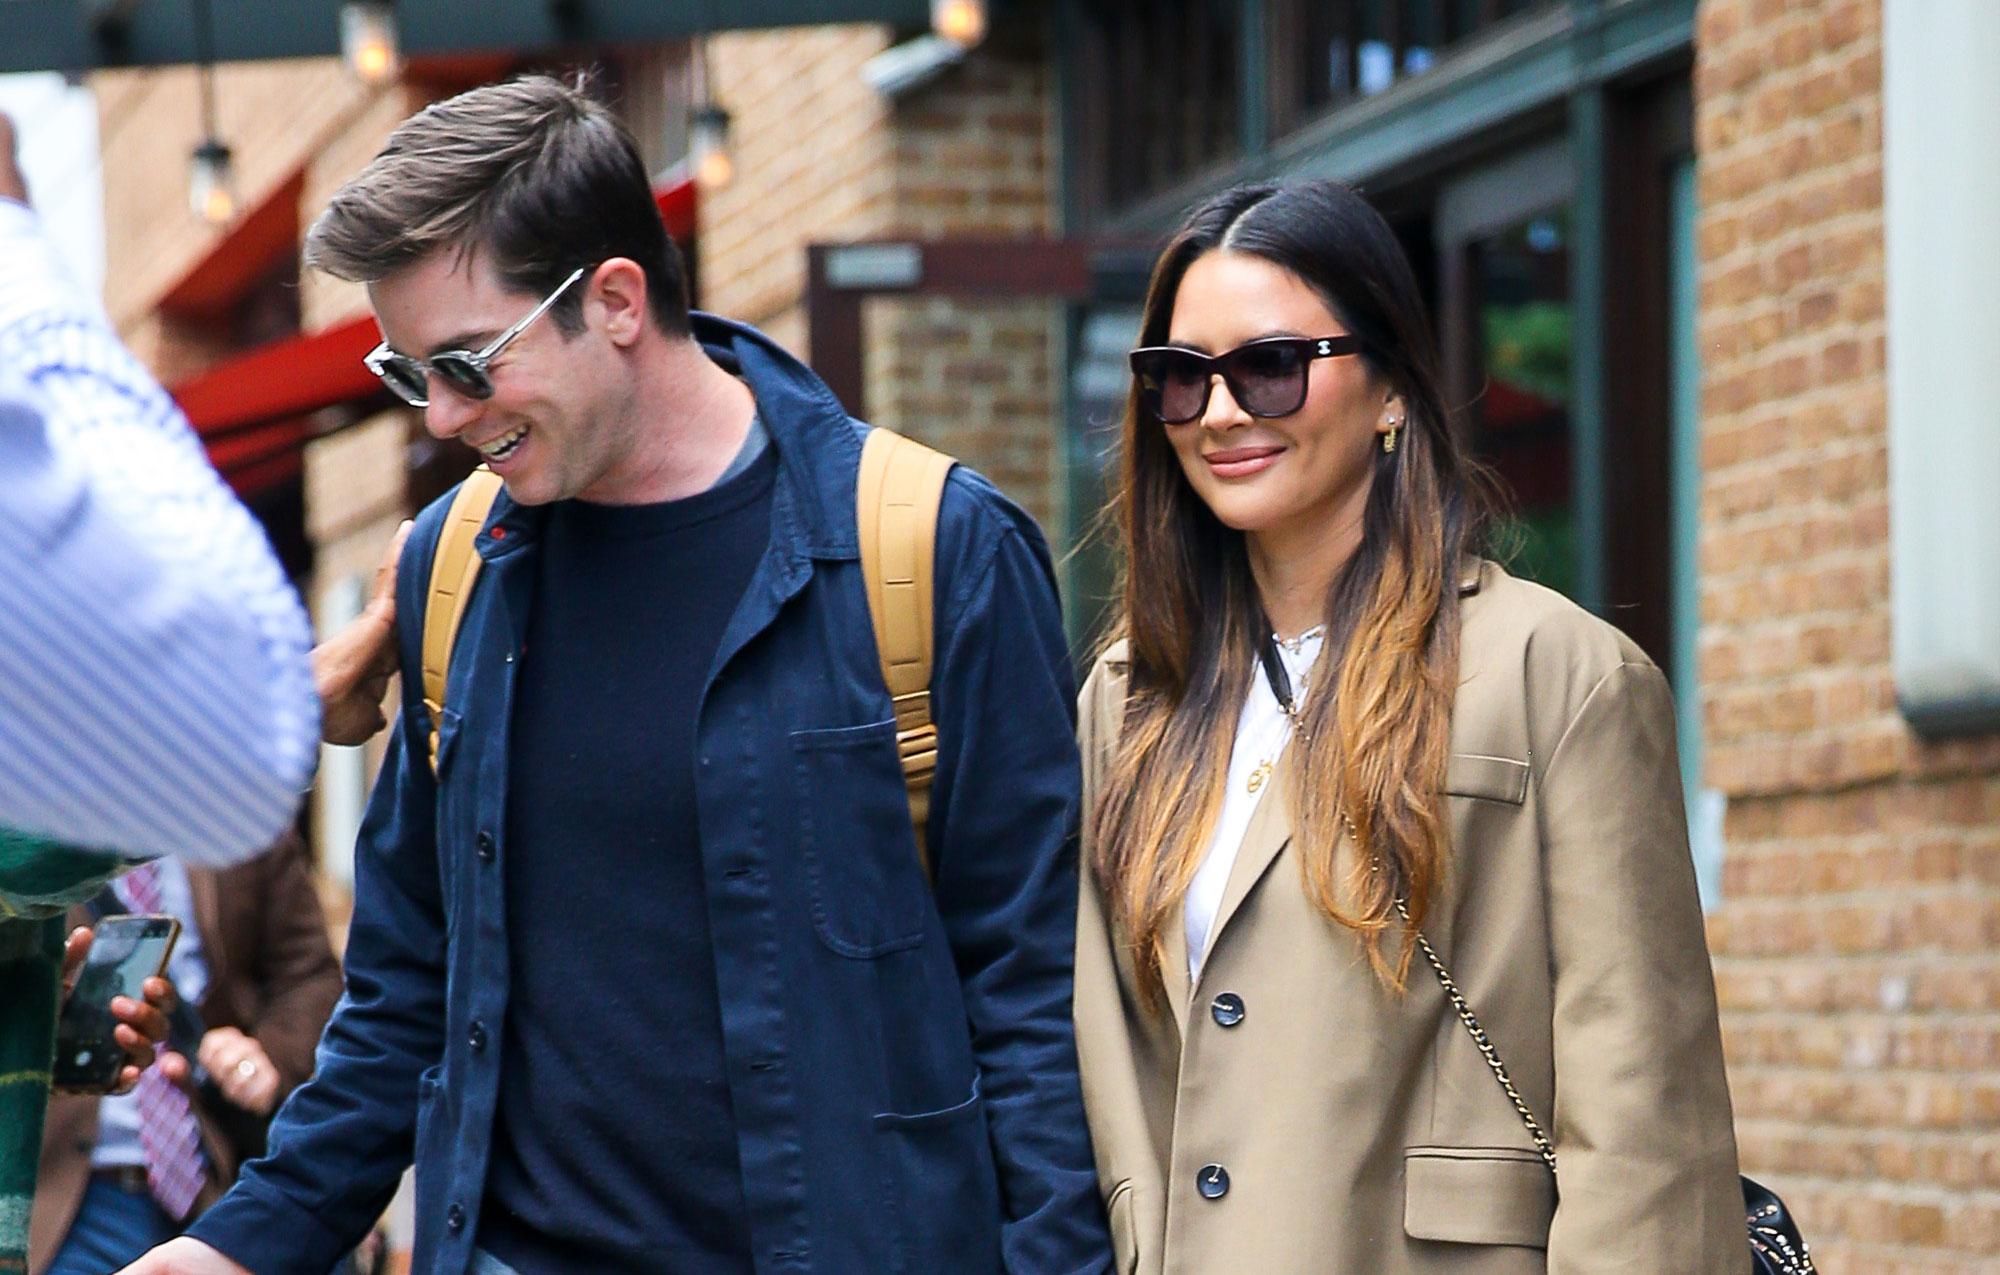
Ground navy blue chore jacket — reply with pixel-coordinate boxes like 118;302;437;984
187;315;1112;1274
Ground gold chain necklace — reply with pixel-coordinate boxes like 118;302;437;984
1245;631;1316;795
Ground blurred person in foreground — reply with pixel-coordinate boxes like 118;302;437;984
124;75;1109;1275
0;108;310;1275
30;832;342;1275
0;112;395;1273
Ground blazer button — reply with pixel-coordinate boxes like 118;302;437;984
469;1020;488;1052
476;831;496;863
1196;1164;1230;1200
446;1202;465;1232
1210;992;1245;1028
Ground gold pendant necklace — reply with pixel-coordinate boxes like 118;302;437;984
1246;632;1315;795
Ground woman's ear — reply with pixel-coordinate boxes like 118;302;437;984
1376;391;1408;440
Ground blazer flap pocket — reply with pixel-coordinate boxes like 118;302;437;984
1444;753;1529;804
1403;1148;1554;1248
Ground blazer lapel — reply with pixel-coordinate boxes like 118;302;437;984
1195;746;1299;993
1161;896;1192;1035
188;866;227;1000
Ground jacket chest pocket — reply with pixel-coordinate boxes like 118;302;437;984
1443;753;1530;803
791;719;931;957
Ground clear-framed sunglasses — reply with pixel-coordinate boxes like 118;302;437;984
364;265;590;408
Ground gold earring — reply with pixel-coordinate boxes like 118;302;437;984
1383;421;1400;454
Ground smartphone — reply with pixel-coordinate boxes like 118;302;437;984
51;913;180;1093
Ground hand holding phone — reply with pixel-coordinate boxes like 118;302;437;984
53;914;181;1093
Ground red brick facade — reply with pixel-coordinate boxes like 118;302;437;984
1697;2;2000;1269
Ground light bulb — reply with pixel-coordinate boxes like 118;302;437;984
190;139;236;225
341;2;401;86
931;0;987;48
691;105;734;190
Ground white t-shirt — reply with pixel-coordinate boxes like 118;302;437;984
1184;630;1325;980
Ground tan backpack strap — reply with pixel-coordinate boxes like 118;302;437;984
857;428;955;876
420;466;505;774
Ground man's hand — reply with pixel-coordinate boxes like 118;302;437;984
314;520;411;746
0;112;28;204
114;1237;252;1275
197;1024;282;1116
57;925;187;1094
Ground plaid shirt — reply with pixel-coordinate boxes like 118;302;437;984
0;197;317;868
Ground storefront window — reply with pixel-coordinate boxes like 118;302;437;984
1467;208;1575;598
1064;0;1558;220
1270;0;1551;131
1066;0;1243;218
1062;304;1144;658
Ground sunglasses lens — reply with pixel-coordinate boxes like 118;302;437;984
1229;342;1308;417
376;356;429;407
430;355;494;401
1134;350;1211;423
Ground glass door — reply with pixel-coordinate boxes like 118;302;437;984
1436;141;1579;600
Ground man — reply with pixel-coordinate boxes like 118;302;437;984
32;834;343;1275
129;77;1109;1274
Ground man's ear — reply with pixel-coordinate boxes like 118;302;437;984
588;258;650;347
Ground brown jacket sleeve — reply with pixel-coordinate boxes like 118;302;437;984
223;837;342;1095
1536;658;1745;1273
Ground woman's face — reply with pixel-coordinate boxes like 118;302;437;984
1160;249;1398;542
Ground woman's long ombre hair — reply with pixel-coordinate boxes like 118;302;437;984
1090;179;1487;997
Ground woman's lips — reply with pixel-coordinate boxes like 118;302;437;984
1203;445;1283;479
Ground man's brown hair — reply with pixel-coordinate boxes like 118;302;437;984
306;75;690;336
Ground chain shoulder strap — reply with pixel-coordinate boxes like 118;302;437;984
1337;806;1557;1176
1391;897;1558;1174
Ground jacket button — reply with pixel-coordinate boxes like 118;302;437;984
1210;992;1245;1028
469;1021;487;1052
476;831;496;863
446;1202;465;1232
1196;1164;1230;1200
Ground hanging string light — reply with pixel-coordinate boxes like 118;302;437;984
340;2;401;86
689;32;733;190
931;0;988;48
187;0;235;225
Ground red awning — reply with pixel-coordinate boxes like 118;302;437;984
173;313;384;438
656;176;695;242
170;314;383;498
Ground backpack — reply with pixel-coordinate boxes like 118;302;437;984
417;427;956;874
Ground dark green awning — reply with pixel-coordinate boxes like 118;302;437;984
1;0;932;73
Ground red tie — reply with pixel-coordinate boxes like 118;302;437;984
117;862;207;1220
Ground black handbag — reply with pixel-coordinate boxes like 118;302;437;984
1400;902;1818;1273
1743;1175;1816;1274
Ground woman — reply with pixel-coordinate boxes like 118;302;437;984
1073;179;1744;1273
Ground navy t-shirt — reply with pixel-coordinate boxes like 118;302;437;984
479;443;776;1272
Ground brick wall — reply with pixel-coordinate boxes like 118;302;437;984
868;15;1064;533
700;24;899;351
94;60;387;337
1696;2;2000;1269
702;13;1065;535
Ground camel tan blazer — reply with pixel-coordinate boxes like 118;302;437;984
1074;562;1746;1274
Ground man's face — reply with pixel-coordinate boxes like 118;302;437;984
368;251;630;505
